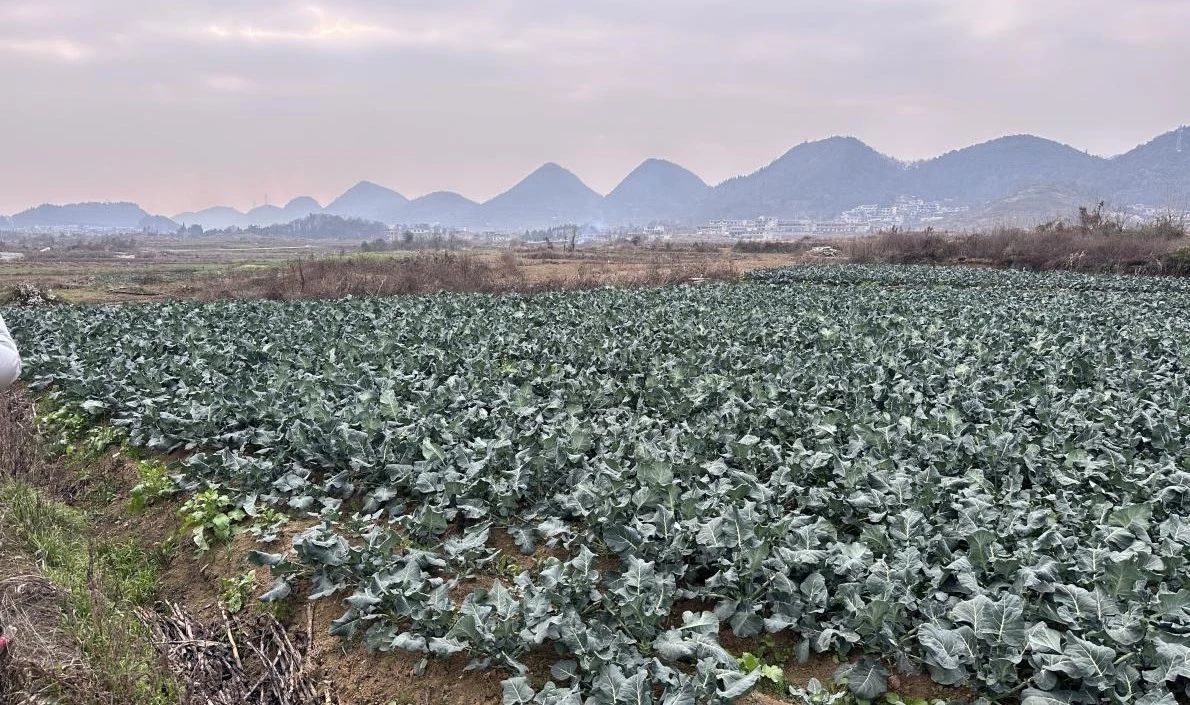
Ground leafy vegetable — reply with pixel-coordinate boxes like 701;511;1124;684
8;264;1190;704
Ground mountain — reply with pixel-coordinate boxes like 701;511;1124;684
326;181;409;224
701;137;905;220
248;213;388;239
1106;127;1190;206
474;163;602;230
600;159;709;225
138;214;179;233
277;196;322;223
401;191;479;225
175;197;322;229
11;201;150;228
173;206;247;230
244;204;285;225
908;135;1102;204
6;127;1189;232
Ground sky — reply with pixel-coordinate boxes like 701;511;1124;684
2;0;1189;216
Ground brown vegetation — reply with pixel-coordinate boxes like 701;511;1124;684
732;239;818;255
823;205;1190;275
136;603;338;705
838;225;1190;275
189;249;742;300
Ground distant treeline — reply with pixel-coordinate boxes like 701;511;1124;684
193;214;388;239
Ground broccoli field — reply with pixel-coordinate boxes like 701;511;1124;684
7;264;1190;705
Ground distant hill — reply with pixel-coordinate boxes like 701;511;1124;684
695;129;1189;223
472;163;602;230
278;197;322;223
402;191;480;225
700;137;904;220
243;204;286;225
175;197;322;229
6;126;1189;231
1105;128;1190;208
907;135;1102;204
600;159;708;225
325;181;409;224
11;201;150;228
219;213;387;239
138;214;180;233
173;206;248;230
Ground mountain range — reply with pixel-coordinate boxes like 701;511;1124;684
4;127;1187;233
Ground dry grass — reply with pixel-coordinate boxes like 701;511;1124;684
191;251;524;300
0;560;97;703
188;249;742;301
0;388;177;705
0;391;44;480
136;602;338;705
732;240;816;255
839;228;1190;275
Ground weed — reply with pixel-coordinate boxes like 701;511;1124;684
219;570;257;615
738;651;785;690
130;458;177;511
0;481;177;704
737;652;935;704
491;553;528;581
247;505;289;543
36;401;126;462
784;678;851;704
179;487;246;552
755;632;796;665
262;595;297;623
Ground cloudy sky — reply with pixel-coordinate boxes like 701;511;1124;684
2;0;1188;215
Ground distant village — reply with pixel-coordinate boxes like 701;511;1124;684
679;198;969;239
5;197;1189;250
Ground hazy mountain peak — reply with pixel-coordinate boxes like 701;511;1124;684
284;196;321;210
622;158;707;184
477;163;601;229
1104;126;1190;203
326;181;408;225
13;201;150;228
413;191;478;205
1114;126;1188;158
910;134;1099;204
519;162;586;185
334;180;407;202
936;134;1089;158
493;163;598;197
401;191;479;225
602;158;709;225
700;135;902;219
775;135;897;164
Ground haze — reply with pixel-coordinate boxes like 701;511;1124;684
2;0;1188;215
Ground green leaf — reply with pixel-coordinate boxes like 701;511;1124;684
501;676;535;705
835;657;888;700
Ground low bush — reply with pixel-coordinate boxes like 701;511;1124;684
846;224;1187;275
